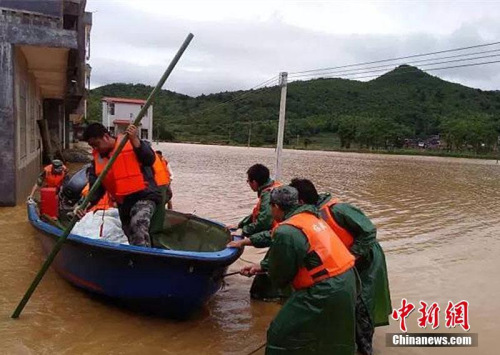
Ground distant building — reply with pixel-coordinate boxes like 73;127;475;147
0;0;91;206
101;97;153;140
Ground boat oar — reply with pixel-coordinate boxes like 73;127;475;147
11;33;194;319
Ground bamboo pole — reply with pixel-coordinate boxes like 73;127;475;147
12;33;194;319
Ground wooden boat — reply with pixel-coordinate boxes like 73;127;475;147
27;201;242;318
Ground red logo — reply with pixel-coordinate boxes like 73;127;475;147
417;301;440;329
445;300;470;331
392;298;415;332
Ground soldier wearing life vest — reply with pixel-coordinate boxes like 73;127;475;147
290;178;392;355
148;150;174;240
227;164;281;247
241;186;357;354
226;164;288;300
153;150;173;210
28;159;68;199
77;123;162;247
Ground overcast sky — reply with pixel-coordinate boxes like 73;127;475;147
86;0;500;97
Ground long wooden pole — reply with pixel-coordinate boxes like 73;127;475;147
12;33;194;319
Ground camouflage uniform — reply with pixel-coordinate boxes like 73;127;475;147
121;200;157;247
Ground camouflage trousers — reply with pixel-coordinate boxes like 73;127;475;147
356;296;374;355
121;200;156;247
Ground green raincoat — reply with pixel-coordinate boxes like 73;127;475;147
238;179;277;236
265;204;357;355
317;193;392;327
238;179;292;299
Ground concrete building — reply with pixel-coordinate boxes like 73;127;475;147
101;97;153;140
0;0;91;206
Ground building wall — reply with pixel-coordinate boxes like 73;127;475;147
0;0;86;205
102;101;153;140
0;43;16;206
14;47;43;204
0;0;63;18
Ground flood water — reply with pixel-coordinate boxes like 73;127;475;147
1;143;499;354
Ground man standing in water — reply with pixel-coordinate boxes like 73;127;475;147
241;186;357;354
228;164;280;238
28;159;68;199
227;164;285;299
290;178;391;355
77;123;161;247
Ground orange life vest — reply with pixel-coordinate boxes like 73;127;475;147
152;154;171;186
92;136;147;204
81;184;114;211
278;212;355;290
251;181;282;229
319;198;355;249
43;164;67;188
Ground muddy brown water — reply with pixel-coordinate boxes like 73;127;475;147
1;143;499;354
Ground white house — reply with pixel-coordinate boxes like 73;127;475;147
101;97;153;140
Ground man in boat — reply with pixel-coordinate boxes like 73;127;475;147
241;186;357;354
289;178;391;355
148;150;173;241
227;164;287;299
76;123;162;247
28;159;68;199
154;150;173;210
81;182;115;212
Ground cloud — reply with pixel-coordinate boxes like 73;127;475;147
87;1;500;96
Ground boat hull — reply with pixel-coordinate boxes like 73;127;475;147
28;203;242;317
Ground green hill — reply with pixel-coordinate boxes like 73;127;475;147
87;65;500;154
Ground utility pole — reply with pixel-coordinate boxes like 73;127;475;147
296;134;300;147
275;72;288;181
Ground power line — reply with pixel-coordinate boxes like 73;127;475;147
288;41;500;76
289;48;500;79
299;59;500;82
289;53;500;81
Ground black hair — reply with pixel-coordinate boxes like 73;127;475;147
82;123;110;141
247;164;270;186
289;178;319;204
155;150;163;156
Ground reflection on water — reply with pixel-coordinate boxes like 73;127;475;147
1;143;499;354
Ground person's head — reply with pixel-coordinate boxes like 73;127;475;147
289;178;319;205
270;186;299;222
155;150;163;157
246;164;270;192
82;123;115;155
51;159;64;175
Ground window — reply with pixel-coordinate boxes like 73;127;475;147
108;103;115;115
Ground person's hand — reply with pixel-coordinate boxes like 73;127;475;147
126;125;140;147
225;224;238;231
227;237;251;249
73;205;87;220
240;264;262;277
